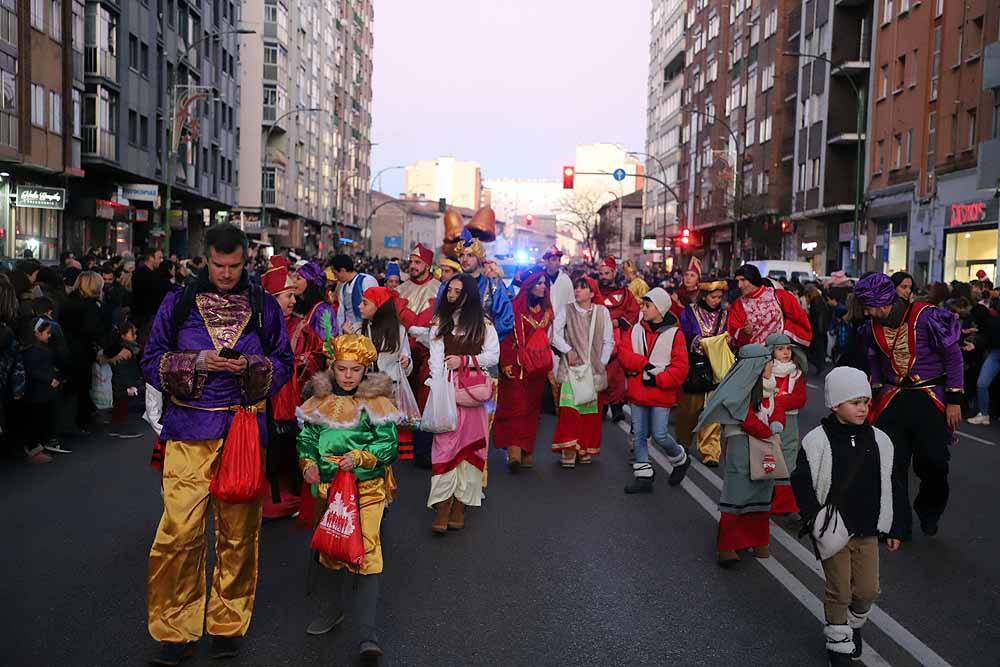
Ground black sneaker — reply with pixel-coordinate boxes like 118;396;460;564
827;649;852;667
150;641;196;666
208;635;239;659
851;627;863;660
43;442;73;454
668;454;692;486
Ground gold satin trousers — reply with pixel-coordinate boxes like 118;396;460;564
147;439;263;643
674;392;722;464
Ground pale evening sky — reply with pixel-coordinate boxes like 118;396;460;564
370;0;651;196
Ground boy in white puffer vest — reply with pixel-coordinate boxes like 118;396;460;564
791;367;906;666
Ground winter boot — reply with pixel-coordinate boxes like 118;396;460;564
624;463;655;494
447;497;466;530
507;446;522;472
824;624;854;666
667;451;691;486
610;404;625;422
848;607;870;660
751;544;770;559
431;498;452;534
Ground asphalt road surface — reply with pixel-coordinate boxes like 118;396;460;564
1;384;997;666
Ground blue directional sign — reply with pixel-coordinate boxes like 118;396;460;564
613;168;627;182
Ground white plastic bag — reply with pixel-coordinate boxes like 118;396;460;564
89;362;113;410
395;366;421;429
143;383;164;436
421;372;458;434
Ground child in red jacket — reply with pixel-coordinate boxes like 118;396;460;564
617;288;690;493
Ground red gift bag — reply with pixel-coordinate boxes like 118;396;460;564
209;407;267;503
310;469;365;566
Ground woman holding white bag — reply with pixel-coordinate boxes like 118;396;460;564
551;276;614;468
425;274;499;535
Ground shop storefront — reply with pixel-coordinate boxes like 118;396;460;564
942;199;999;283
14;185;65;260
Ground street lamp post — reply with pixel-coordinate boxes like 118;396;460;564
607;188;624;259
784;51;866;275
684;107;745;269
627;150;671;267
261;106;325;243
366;165;405;255
161;28;255;254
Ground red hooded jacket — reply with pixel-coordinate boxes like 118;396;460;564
617;317;689;408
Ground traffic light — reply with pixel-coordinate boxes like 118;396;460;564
562;166;575;189
780;218;792;233
680;228;691;246
525;214;534;226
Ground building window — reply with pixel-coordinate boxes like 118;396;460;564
810;158;821;188
127;108;137;144
139;114;148;149
992;90;999;139
950;113;958;155
876;139;885;173
967;109;977;148
50;0;62;41
904;128;912;165
31;0;44;31
930;27;941;100
882;0;893;25
72;88;81;138
926;111;936;189
31;84;45;127
140;43;149;77
632;218;642;243
893;133;902;168
895;54;906;92
934;0;943;18
798;162;806;192
129;34;138;70
48;91;61;133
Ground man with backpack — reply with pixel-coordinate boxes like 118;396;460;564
140;224;293;666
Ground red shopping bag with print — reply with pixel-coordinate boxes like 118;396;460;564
520;327;554;378
310;469;364;566
209;408;267;503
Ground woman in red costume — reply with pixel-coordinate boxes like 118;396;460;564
494;271;554;472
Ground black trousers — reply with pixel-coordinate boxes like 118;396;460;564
876;390;951;536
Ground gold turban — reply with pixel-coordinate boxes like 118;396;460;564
439;257;462;272
326;333;378;365
458;236;486;259
699;280;729;293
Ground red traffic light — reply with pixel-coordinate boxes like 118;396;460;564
525;215;534;226
680;228;691;245
780;219;792;233
562;166;575;189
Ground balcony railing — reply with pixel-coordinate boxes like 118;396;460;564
84;47;118;82
82;127;117;160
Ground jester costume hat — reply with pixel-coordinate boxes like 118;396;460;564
696;344;772;430
442;206;496;258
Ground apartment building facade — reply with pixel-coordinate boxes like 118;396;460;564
866;0;1000;285
644;0;686;267
678;0;798;274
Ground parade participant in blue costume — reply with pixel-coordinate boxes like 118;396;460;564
456;228;513;342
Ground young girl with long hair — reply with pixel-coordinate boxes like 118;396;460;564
359;286;413;460
426;273;499;534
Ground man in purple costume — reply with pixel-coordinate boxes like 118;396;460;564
141;224;293;666
856;272;963;540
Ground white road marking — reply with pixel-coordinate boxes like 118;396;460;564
954;430;997;447
617;407;954;666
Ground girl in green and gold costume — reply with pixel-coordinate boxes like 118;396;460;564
296;333;400;660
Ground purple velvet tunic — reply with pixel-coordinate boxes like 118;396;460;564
679;303;728;355
861;303;963;408
141;285;294;443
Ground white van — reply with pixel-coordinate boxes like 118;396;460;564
744;260;817;284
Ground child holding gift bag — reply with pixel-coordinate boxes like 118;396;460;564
791;367;905;665
296;333;400;660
